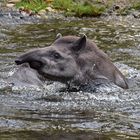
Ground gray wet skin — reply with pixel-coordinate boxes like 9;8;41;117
15;35;128;89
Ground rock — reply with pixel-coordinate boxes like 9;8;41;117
7;0;21;3
46;7;56;12
38;9;48;19
6;3;15;8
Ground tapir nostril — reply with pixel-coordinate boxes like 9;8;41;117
15;59;23;65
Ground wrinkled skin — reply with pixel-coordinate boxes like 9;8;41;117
15;35;128;89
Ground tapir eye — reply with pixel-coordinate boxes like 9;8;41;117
49;51;62;59
53;52;61;59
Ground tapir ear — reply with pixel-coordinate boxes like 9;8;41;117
71;35;86;52
56;33;62;40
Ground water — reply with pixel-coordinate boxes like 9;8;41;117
0;16;140;140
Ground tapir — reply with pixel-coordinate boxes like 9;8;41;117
15;34;128;89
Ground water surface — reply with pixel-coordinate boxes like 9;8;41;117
0;16;140;140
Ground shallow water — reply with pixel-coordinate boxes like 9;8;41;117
0;16;140;140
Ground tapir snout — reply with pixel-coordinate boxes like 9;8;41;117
15;49;45;70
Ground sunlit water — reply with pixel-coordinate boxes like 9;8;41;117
0;16;140;139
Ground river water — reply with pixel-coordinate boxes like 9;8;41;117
0;13;140;139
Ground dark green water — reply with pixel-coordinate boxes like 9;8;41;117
0;16;140;140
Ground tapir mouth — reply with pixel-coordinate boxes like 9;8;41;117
40;71;73;83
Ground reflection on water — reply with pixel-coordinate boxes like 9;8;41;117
0;17;140;139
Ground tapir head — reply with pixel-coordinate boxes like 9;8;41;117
15;34;128;89
15;35;86;83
